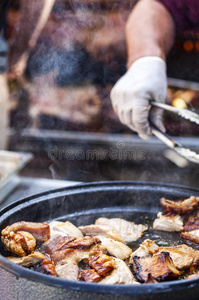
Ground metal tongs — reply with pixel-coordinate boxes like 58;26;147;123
150;101;199;164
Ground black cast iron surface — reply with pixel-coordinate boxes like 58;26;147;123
1;181;199;300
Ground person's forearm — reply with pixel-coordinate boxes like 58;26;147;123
126;0;175;68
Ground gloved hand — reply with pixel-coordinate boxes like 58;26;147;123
110;56;167;139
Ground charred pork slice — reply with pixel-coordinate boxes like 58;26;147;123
99;258;139;285
183;210;199;232
88;252;114;277
133;252;182;283
160;196;199;215
153;212;183;232
78;224;124;243
132;239;199;270
55;262;79;281
79;269;101;283
2;231;36;257
1;221;50;242
181;230;199;245
45;236;76;254
95;218;148;242
51;236;101;264
49;221;83;239
97;236;132;260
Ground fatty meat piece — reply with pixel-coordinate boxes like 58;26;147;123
6;251;46;267
78;224;124;243
49;221;83;239
181;230;199;245
97;236;132;260
183;210;199;232
95;217;148;242
55;261;79;281
99;258;139;285
153;212;183;232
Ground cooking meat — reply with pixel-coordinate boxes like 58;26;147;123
45;236;77;254
55;262;79;281
160;196;199;215
133;252;182;283
186;271;199;280
99;258;139;285
181;230;199;245
49;221;83;239
78;224;124;243
33;254;56;276
1;221;50;242
133;239;199;270
95;217;148;242
183;210;199;232
1;231;36;257
88;252;114;277
153;212;183;232
6;251;46;267
51;236;101;265
79;269;101;283
97;236;132;260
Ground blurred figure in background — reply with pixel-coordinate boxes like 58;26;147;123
0;0;55;149
111;0;199;139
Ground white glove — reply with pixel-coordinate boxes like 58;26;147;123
110;56;167;139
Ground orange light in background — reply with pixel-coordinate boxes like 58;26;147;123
172;98;187;109
183;41;194;51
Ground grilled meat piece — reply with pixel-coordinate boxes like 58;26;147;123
133;252;182;283
49;221;83;239
181;230;199;245
78;224;124;243
153;212;183;232
186;271;199;280
55;261;79;281
1;221;50;242
97;236;132;260
6;251;46;267
160;196;199;215
34;254;56;276
133;239;199;270
2;231;36;257
129;239;159;264
183;210;199;232
51;236;101;265
80;269;101;283
45;236;76;254
99;258;139;285
95;218;148;242
88;252;114;277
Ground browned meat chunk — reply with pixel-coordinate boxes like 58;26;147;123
51;236;101;265
34;254;56;276
1;230;36;256
1;221;50;242
133;252;182;283
55;262;79;281
183;210;199;232
45;236;76;254
160;196;199;215
78;224;124;243
181;230;199;245
95;218;148;242
153;213;183;232
88;252;114;277
79;269;101;283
